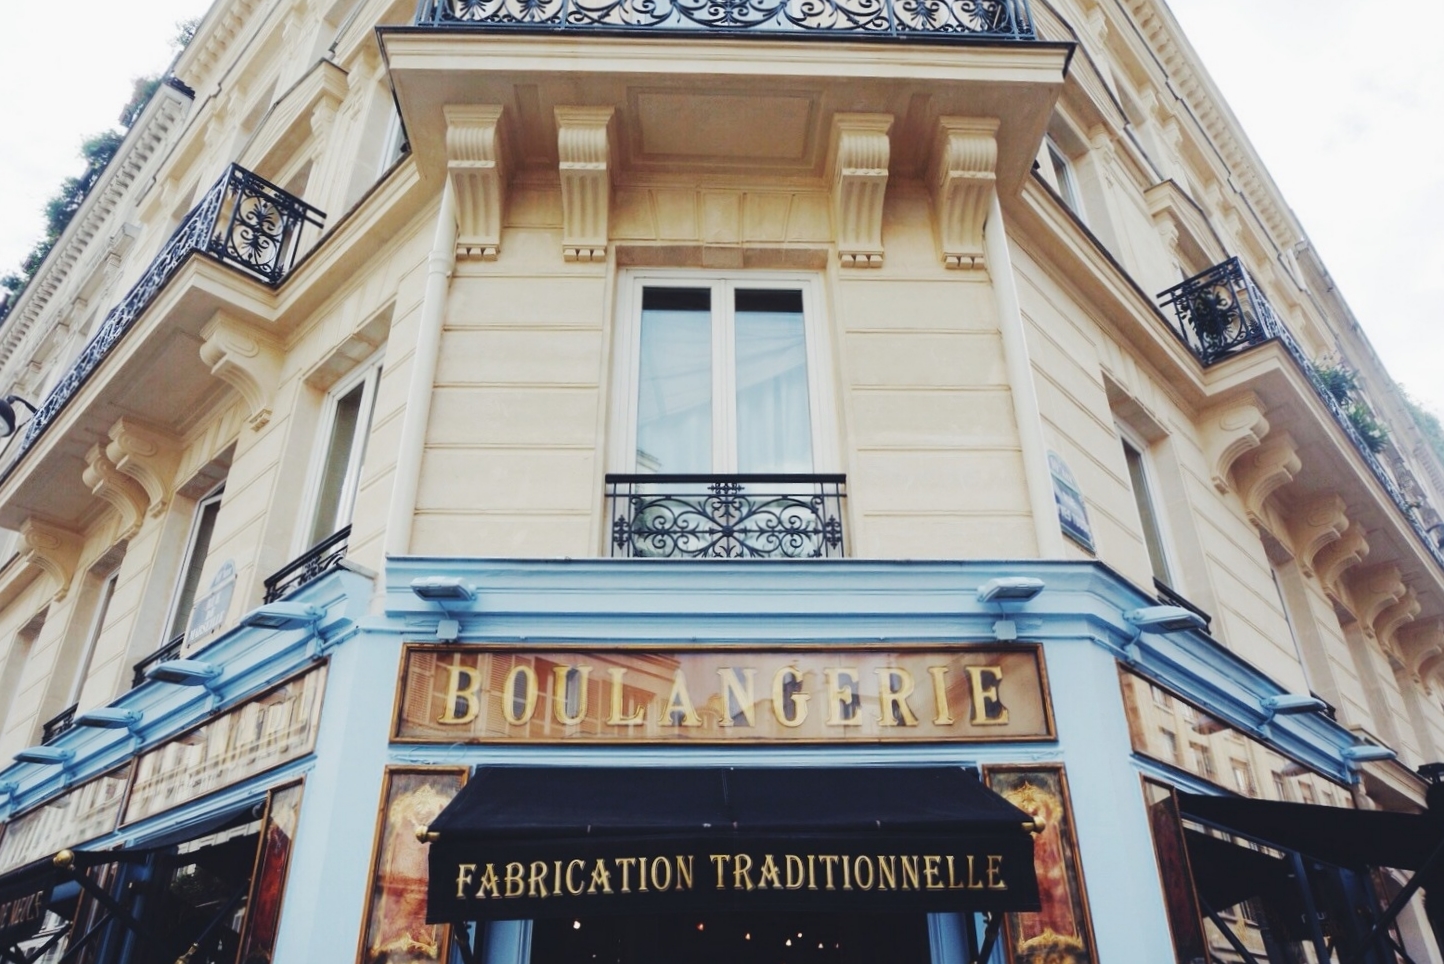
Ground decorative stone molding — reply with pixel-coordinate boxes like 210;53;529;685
199;311;283;429
1316;523;1369;601
827;114;892;268
1285;494;1350;577
1374;589;1421;661
1232;432;1300;526
107;418;181;517
1400;621;1444;687
1345;563;1406;637
1199;393;1268;494
445;105;508;261
18;519;83;601
927;117;999;271
83;444;149;539
555;107;614;263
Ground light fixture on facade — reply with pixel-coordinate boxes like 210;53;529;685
976;577;1045;603
1260;694;1328;718
1341;744;1396;766
411;576;477;603
1122;605;1207;663
240;602;323;630
13;745;74;766
74;708;142;730
0;781;16;799
147;659;221;686
0;395;38;437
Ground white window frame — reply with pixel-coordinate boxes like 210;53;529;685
1043;136;1086;218
609;270;838;475
1118;424;1177;589
68;569;119;705
164;484;226;646
298;355;382;552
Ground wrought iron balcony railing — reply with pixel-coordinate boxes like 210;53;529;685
416;0;1034;41
40;704;78;744
263;525;351;603
607;474;845;559
132;634;185;688
1160;257;1444;573
3;165;324;480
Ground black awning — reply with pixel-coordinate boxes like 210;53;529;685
426;767;1041;922
1178;793;1439;871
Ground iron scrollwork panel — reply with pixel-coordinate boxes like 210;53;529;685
419;0;1032;37
608;476;845;558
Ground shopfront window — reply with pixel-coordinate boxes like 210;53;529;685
531;912;932;964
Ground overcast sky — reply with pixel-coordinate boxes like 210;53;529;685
0;0;1440;414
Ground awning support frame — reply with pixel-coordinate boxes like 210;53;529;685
454;923;480;964
54;909;116;964
62;869;145;940
1339;832;1444;964
1289;850;1334;962
970;912;1002;964
1201;900;1263;964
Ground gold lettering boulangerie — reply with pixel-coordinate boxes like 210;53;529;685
397;646;1052;744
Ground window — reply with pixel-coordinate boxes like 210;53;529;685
1230;760;1255;797
1043;137;1085;217
1159;728;1179;763
165;486;224;646
1271;771;1293;802
305;363;380;548
1189;742;1215;781
1150;684;1172;709
617;276;833;475
1120;435;1173;587
68;570;118;706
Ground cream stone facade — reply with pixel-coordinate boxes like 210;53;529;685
0;0;1442;962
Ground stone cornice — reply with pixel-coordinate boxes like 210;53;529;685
0;82;192;382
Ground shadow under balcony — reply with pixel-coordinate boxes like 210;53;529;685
607;474;846;558
0;165;323;528
1159;257;1444;575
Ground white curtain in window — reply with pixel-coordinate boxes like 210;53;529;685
735;308;812;473
637;306;712;474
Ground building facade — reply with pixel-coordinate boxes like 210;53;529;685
1;0;1443;961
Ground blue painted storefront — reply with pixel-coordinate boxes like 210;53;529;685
0;559;1369;963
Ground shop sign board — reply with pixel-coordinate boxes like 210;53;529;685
395;646;1053;744
124;665;327;825
0;765;132;875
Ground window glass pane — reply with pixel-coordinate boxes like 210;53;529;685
310;381;366;545
735;289;811;474
1123;440;1171;586
638;288;712;474
168;495;223;642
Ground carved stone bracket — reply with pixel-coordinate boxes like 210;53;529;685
1345;563;1406;637
1200;393;1269;494
1400;621;1444;688
106;418;181;518
1316;522;1369;601
828;114;892;268
19;518;83;601
199;311;283;429
1285;494;1349;577
1233;432;1300;526
1374;589;1421;661
445;105;508;261
83;444;149;539
927;117;999;271
555;106;614;263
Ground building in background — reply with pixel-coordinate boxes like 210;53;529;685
1;0;1443;961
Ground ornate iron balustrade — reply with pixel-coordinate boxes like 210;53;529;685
1158;258;1279;367
263;525;352;603
3;165;323;480
608;475;845;559
416;0;1033;40
40;704;78;744
132;634;184;688
1160;257;1444;573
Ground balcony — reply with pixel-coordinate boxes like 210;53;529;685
132;634;185;687
607;475;846;558
2;165;323;484
415;0;1035;41
1159;257;1444;573
39;703;78;744
263;525;352;603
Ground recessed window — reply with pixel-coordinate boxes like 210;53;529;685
306;363;380;548
1121;436;1173;587
69;569;119;705
165;486;225;646
621;276;832;475
1044;137;1085;217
